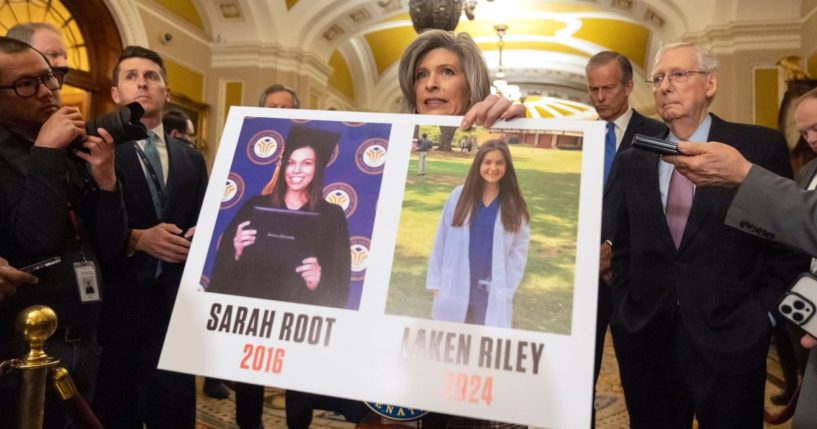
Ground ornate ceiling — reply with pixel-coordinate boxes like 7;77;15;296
146;0;805;114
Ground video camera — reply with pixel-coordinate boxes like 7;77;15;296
71;102;148;150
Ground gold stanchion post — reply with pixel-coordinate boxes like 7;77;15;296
11;306;59;429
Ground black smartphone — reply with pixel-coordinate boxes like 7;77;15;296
19;256;61;273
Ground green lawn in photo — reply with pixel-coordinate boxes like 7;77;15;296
386;145;582;334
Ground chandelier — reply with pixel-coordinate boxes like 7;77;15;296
407;0;480;33
492;24;521;100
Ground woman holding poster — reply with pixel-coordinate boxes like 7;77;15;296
397;29;530;328
207;125;352;308
426;140;530;328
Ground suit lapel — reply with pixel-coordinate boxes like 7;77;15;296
632;149;677;251
121;142;153;199
619;111;641;154
603;111;641;197
677;116;730;251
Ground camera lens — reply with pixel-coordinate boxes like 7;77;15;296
793;312;804;322
794;300;806;310
781;305;792;314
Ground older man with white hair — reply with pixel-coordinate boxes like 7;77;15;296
608;42;806;428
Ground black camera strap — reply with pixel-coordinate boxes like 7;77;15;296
133;142;166;217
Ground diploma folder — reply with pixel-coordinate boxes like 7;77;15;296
242;206;322;279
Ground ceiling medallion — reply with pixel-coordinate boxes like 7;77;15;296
408;0;480;33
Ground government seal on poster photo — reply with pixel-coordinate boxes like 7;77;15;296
159;106;605;428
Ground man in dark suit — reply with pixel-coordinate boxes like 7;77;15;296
663;87;817;428
584;49;666;382
610;42;805;428
585;50;665;428
93;46;208;428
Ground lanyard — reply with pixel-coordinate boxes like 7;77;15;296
133;142;166;212
67;204;89;261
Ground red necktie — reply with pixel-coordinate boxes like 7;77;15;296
666;168;693;248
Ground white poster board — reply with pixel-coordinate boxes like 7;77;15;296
160;107;604;428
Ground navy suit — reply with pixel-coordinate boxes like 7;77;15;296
591;110;665;429
595;109;666;380
94;135;208;428
609;114;806;428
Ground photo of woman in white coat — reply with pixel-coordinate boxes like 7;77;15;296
427;139;530;328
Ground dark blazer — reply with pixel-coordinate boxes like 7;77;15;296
610;114;805;375
208;195;351;308
593;109;666;384
98;135;208;344
601;109;667;242
0;126;127;340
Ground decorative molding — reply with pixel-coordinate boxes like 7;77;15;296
643;8;664;28
323;24;346;42
211;44;334;84
348;8;371;24
103;0;149;46
682;20;801;53
324;86;357;111
216;0;243;20
376;0;403;12
137;1;212;46
611;0;634;12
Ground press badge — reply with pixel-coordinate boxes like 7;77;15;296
73;261;101;303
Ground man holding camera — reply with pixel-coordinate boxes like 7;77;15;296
93;46;207;428
0;36;127;427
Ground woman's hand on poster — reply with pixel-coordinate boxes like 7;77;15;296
460;95;525;130
233;221;257;261
296;257;322;290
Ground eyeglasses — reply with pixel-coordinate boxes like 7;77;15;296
0;69;65;97
646;70;708;89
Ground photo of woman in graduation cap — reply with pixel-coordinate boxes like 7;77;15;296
208;125;352;308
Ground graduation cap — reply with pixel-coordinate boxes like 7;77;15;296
281;125;340;167
261;125;340;195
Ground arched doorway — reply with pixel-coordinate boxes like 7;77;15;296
0;0;123;118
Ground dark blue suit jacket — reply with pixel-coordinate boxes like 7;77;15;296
601;109;667;243
610;114;806;375
98;135;208;352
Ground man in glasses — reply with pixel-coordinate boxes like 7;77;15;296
663;85;817;429
6;22;68;69
607;42;807;428
0;36;127;426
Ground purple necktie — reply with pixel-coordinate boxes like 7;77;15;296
666;167;693;248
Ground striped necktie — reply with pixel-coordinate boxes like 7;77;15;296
142;132;164;217
144;132;164;188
